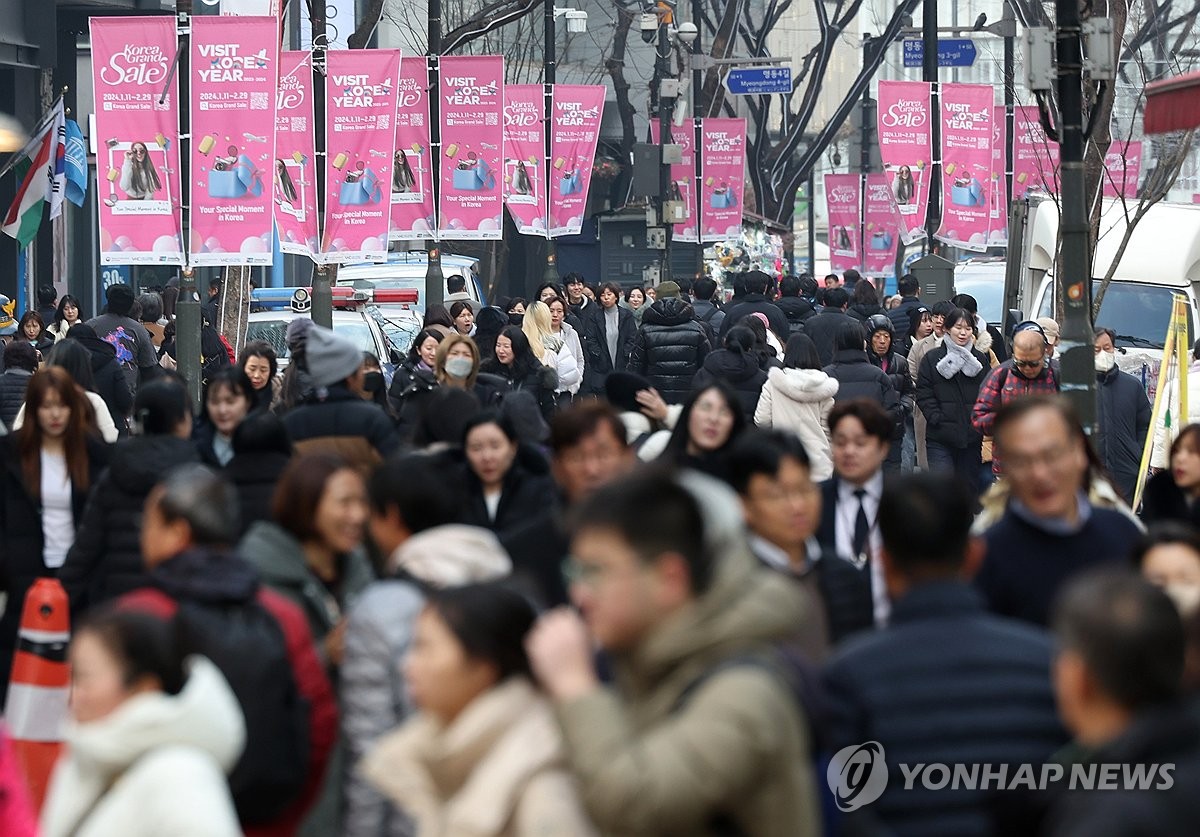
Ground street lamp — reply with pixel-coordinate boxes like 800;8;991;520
542;4;588;288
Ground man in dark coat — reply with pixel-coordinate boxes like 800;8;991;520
282;326;399;471
690;277;726;337
824;472;1066;837
886;273;923;333
0;341;36;429
824;320;901;439
730;429;874;656
774;274;819;338
1093;327;1151;503
717;270;790;343
628;281;711;404
67;323;134;434
803;286;857;366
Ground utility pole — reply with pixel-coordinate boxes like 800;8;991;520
543;0;559;285
310;6;333;328
923;0;940;250
657;13;674;284
1002;0;1015;210
691;0;703;282
175;11;201;410
1054;0;1096;432
425;0;445;309
860;36;873;275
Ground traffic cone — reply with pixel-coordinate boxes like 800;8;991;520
5;578;71;812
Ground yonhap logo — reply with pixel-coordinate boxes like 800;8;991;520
828;741;889;811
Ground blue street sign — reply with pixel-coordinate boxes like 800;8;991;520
725;67;793;95
902;39;978;68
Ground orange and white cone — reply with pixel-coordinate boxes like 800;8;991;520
5;578;70;812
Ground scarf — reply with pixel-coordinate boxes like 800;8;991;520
935;339;983;380
541;332;564;354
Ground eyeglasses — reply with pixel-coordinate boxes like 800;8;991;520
1013;358;1045;370
1003;443;1074;475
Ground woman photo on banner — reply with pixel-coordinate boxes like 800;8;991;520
119;142;162;201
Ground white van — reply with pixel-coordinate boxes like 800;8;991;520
1018;198;1200;385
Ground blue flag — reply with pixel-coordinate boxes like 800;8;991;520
63;119;87;208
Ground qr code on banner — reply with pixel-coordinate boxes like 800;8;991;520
378;115;391;131
250;92;270;110
485;113;499;126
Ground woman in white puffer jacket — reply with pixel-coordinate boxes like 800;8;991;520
41;609;245;837
754;334;839;481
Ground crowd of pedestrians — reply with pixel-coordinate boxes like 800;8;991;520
0;272;1197;836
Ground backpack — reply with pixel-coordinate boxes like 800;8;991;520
174;599;310;825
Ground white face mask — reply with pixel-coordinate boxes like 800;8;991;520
1094;349;1117;373
445;356;474;379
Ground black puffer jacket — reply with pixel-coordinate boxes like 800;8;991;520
225;449;291;535
282;383;401;472
868;348;915;411
775;296;817;336
0;434;109;704
480;357;558;420
847;303;887;323
628;298;712;404
691;347;768;420
825;349;902;434
386;358;435;414
60;435;199;615
0;370;32;429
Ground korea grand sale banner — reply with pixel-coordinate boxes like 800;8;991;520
322;49;401;262
503;84;547;237
650;121;697;243
90;17;185;265
274;51;321;259
825;173;861;272
189;16;279;266
438;56;505;240
877;80;932;245
390;56;436;240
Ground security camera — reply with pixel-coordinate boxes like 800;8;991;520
675;22;698;45
973;13;988;31
566;9;588;33
640;12;659;42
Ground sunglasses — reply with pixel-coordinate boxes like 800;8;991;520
1014;358;1045;370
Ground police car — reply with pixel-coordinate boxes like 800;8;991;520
246;287;421;385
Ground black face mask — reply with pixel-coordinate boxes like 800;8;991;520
363;371;385;393
508;312;525;326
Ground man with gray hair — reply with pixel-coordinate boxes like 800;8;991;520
121;464;337;836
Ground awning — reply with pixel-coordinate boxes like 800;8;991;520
1144;70;1200;134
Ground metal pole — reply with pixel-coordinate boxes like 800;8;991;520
310;0;333;328
176;13;201;410
542;1;558;287
1055;0;1096;432
1003;1;1015;210
860;37;871;276
658;20;673;284
923;0;940;250
425;0;445;308
692;0;704;282
807;167;816;276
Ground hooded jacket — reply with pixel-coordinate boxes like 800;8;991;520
692;347;769;421
342;525;512;837
224;449;292;536
825;349;902;437
554;547;822;837
41;657;245;837
628;298;712;404
459;444;557;538
238;520;375;648
363;678;595;837
753;367;839;481
60;435;199;614
717;294;790;344
0;368;31;429
282;382;400;474
67;325;134;433
775;295;817;335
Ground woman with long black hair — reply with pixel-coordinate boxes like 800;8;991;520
481;326;558;421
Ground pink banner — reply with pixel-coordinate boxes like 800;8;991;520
864;173;899;276
698;118;746;242
989;106;1008;248
438;56;505;240
390;56;436;240
322;49;400;262
877;80;932;245
1012;105;1059;198
549;85;605;237
90;17;184;266
503;84;546;237
650;121;697;243
825;173;861;272
274;52;320;259
1103;140;1143;198
937;83;993;252
189;16;278;267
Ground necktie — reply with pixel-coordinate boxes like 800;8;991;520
853;488;871;566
